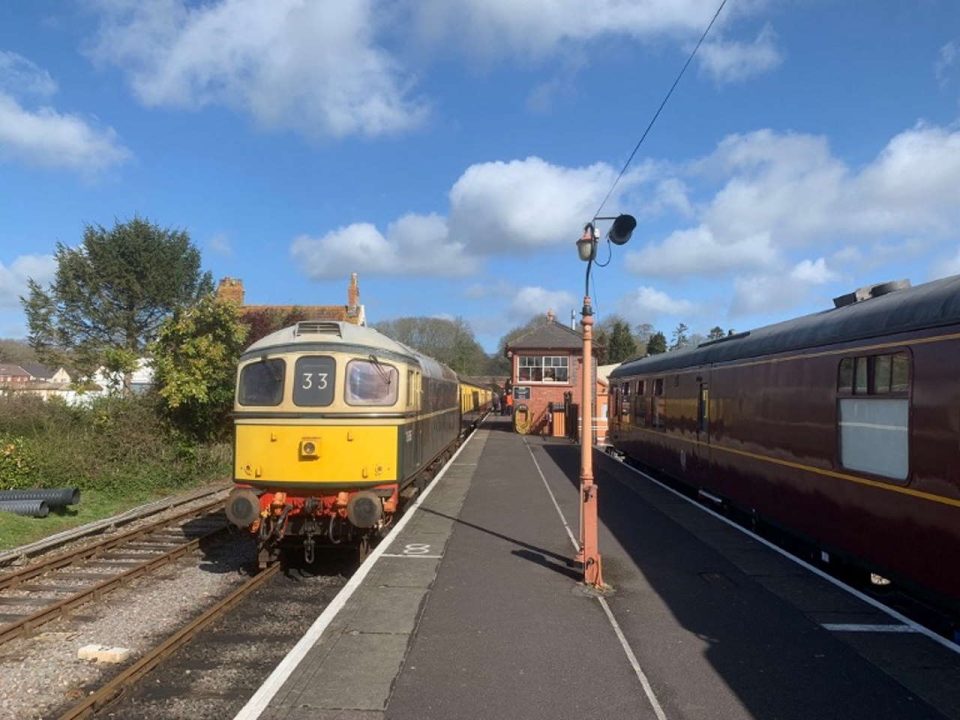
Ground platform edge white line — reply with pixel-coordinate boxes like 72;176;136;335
606;453;960;656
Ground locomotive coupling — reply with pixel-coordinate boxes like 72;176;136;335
347;491;383;529
225;488;261;527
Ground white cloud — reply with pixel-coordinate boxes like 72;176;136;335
789;257;837;284
448;156;635;253
698;24;783;84
410;0;753;59
645;124;960;284
508;286;576;319
0;254;56;309
208;232;232;256
932;247;960;280
0;51;58;98
626;225;777;277
936;40;957;86
731;258;838;316
291;213;478;279
89;0;428;139
618;286;696;322
0;93;131;172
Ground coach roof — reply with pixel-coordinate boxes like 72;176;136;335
611;273;960;378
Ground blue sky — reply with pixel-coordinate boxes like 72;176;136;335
1;1;959;352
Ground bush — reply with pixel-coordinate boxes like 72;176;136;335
0;434;40;489
0;394;230;494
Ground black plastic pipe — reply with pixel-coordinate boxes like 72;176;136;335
0;488;80;507
0;500;50;518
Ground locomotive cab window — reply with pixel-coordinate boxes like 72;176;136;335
293;356;336;406
346;359;399;406
238;358;285;406
837;352;910;481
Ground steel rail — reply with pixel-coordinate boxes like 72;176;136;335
0;499;225;591
0;483;231;568
56;564;280;720
0;516;228;646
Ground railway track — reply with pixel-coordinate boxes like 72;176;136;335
0;499;230;647
55;563;282;720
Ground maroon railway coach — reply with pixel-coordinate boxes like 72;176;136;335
609;276;960;611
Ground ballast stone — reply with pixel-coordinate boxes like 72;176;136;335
77;643;132;663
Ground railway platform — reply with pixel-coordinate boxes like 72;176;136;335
236;415;960;720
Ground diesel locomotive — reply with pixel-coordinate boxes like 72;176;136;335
224;320;490;566
609;275;960;613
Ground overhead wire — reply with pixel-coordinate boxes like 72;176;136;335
592;0;729;222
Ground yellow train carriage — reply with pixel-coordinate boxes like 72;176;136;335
225;320;461;565
458;379;493;426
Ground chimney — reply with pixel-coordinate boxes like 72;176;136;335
217;277;244;305
546;309;555;324
347;273;360;314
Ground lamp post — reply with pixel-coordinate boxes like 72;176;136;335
575;214;636;589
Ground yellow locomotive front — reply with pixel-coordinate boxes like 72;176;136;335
225;321;426;566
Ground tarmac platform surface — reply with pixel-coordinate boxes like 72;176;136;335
237;415;960;720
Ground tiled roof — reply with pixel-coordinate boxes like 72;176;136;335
240;305;352;321
0;363;29;377
18;362;55;379
507;321;584;351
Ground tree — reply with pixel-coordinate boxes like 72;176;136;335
707;326;725;341
375;316;488;376
646;331;667;355
0;339;38;365
634;322;654;344
242;307;313;346
670;323;689;351
22;217;213;381
607;320;637;364
151;294;248;440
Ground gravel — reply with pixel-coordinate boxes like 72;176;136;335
0;530;256;720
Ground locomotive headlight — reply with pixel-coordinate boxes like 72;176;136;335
300;438;319;457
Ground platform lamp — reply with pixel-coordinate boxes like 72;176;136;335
575;213;636;589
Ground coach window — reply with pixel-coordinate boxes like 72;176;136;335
837;352;910;481
638;380;646;396
238;358;285;406
620;381;631;417
346;359;399;406
293;356;336;406
654;378;664;396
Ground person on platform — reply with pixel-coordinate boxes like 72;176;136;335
492;392;501;414
504;390;514;416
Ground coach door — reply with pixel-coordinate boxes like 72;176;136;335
696;381;710;445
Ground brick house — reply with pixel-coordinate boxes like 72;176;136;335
505;312;605;442
0;363;31;385
216;273;366;328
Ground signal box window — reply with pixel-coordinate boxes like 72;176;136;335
346;359;399;406
518;355;569;382
239;359;285;406
837;352;910;481
293;356;336;406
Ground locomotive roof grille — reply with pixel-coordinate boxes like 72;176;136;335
295;321;342;337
